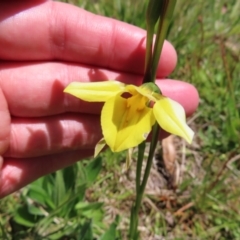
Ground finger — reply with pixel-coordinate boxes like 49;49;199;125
0;62;198;117
0;88;10;156
0;149;93;199
0;62;125;117
4;113;101;158
0;1;177;77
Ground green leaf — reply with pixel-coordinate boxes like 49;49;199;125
75;183;88;202
13;205;36;227
75;202;104;221
78;220;93;240
63;165;78;189
100;216;120;240
27;183;55;210
53;170;67;206
27;204;46;216
75;201;103;211
85;156;102;185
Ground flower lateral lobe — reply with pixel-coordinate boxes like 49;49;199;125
153;96;194;143
63;81;125;102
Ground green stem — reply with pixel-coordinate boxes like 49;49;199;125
143;0;163;84
144;0;177;84
151;0;176;82
140;124;159;194
129;142;146;239
128;0;176;238
136;141;146;193
143;27;154;84
129;125;160;239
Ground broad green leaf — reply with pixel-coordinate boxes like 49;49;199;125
63;165;78;190
53;170;66;206
76;162;88;185
100;216;120;240
27;204;46;216
78;220;93;240
13;206;36;227
75;202;104;221
85;156;102;185
27;185;55;209
75;202;103;211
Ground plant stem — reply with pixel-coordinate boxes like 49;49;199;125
140;124;160;195
129;142;146;239
151;0;176;83
129;124;159;239
136;141;146;193
129;0;176;238
144;0;163;84
143;0;177;84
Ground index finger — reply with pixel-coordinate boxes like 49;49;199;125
0;1;177;77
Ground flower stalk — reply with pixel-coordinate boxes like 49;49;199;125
143;0;177;84
129;0;177;238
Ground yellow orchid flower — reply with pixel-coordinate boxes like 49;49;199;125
64;81;194;153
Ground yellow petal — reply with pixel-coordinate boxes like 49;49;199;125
64;81;125;102
153;97;194;143
101;93;155;152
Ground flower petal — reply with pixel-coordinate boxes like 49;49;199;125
64;81;125;102
101;93;155;152
153;97;194;143
94;138;106;157
125;148;134;170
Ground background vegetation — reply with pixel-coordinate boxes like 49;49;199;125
1;0;240;239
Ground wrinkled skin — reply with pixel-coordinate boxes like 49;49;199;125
0;0;199;198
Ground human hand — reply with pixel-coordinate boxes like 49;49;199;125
0;0;199;198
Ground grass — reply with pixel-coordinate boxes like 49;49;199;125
1;0;240;239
